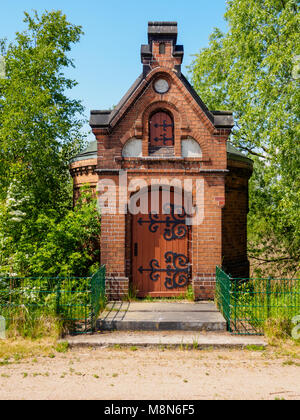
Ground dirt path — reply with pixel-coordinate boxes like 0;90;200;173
0;348;299;400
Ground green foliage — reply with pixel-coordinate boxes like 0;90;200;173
185;285;195;302
55;341;69;353
245;345;265;351
0;11;100;279
189;0;300;277
0;187;101;277
264;318;293;340
0;10;85;208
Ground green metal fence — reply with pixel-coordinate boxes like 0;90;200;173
91;266;107;331
0;266;106;335
216;266;300;335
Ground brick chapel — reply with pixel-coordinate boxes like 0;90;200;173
70;22;253;301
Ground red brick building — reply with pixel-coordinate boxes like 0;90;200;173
70;22;253;300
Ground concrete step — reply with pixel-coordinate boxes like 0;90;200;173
64;331;267;350
97;302;227;332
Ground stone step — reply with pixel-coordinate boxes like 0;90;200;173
64;331;267;350
105;301;219;312
97;301;227;332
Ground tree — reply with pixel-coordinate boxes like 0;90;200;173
0;10;85;211
189;0;300;277
0;11;101;277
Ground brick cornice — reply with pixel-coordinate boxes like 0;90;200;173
70;164;97;177
92;127;110;136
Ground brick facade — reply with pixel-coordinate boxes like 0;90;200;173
222;159;252;278
70;22;253;300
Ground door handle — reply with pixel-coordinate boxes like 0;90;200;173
134;243;138;257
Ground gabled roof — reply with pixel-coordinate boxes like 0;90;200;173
90;73;144;129
90;71;234;130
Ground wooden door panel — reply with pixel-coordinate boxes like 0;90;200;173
132;190;190;297
149;112;174;148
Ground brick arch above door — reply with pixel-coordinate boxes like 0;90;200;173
128;183;195;222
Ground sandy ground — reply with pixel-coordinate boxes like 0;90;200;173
0;347;299;400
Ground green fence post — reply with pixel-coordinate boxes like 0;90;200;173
90;266;106;333
56;279;61;316
228;273;232;333
267;277;272;319
233;278;237;333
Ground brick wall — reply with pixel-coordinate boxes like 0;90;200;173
70;158;98;192
105;277;129;301
222;159;253;278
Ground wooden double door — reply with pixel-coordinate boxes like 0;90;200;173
132;190;190;297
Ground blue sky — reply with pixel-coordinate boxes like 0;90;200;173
1;0;228;137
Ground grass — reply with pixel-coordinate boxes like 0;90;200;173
266;338;300;360
3;308;63;340
245;345;266;352
122;283;196;303
0;337;61;360
55;341;69;353
192;340;199;350
185;286;195;302
0;316;70;360
142;289;195;303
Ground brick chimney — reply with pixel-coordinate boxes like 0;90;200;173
141;22;184;76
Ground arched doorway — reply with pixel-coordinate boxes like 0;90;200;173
131;188;191;297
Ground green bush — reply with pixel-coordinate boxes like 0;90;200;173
0;187;101;278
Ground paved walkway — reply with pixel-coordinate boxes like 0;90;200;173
97;301;227;332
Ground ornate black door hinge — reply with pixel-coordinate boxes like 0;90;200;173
153;133;174;145
139;252;191;290
154;120;174;132
138;203;188;241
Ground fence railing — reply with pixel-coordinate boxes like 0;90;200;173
0;266;106;335
216;266;300;335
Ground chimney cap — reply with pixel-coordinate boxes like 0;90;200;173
148;21;178;44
